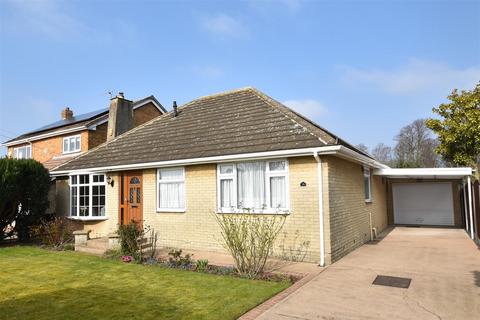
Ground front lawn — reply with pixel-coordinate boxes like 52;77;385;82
0;246;289;320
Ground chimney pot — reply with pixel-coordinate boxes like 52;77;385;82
173;101;178;117
61;107;74;120
117;92;124;99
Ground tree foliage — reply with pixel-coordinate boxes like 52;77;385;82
426;83;480;171
0;158;51;241
371;143;394;166
394;119;442;168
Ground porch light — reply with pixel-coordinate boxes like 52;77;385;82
106;176;114;187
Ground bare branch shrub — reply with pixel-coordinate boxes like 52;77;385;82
276;230;310;262
215;213;286;278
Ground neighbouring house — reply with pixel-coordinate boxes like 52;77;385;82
3;93;166;214
40;87;478;264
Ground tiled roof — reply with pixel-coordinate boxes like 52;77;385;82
54;87;370;172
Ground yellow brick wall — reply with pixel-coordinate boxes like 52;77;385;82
142;156;322;263
323;156;388;263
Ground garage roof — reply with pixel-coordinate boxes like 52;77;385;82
373;167;473;179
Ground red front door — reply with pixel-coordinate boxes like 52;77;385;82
119;171;143;226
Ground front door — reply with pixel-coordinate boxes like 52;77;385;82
119;171;143;226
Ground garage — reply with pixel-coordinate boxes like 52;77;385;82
392;182;454;226
374;167;476;236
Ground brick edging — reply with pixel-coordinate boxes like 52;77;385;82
238;269;325;320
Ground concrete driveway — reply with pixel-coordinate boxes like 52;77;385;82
258;227;480;320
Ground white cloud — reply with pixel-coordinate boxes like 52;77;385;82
4;0;88;39
201;14;249;38
191;65;224;79
3;0;136;43
340;58;480;95
283;99;327;119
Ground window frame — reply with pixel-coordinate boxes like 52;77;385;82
216;159;290;214
363;166;372;203
13;145;32;159
62;134;81;154
156;167;186;213
69;173;107;220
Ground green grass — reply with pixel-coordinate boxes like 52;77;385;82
0;246;289;320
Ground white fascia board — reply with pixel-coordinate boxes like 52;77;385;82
50;145;385;176
374;167;473;177
2;126;87;147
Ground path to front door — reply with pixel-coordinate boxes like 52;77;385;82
257;227;480;320
119;171;143;226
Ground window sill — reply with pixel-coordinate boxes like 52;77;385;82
67;216;108;221
62;151;81;156
156;209;186;213
216;210;290;215
365;199;373;204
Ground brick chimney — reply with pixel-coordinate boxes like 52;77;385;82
61;107;73;120
107;92;133;141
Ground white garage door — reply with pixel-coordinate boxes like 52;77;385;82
392;182;454;226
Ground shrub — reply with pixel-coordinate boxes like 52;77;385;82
0;158;50;241
116;221;159;263
30;217;76;249
168;249;193;268
117;221;143;261
277;230;311;262
195;259;209;272
215;213;286;278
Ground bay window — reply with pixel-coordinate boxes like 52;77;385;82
70;173;106;218
157;167;185;212
217;160;289;213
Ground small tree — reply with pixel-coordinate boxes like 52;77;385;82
215;213;286;278
426;83;480;175
0;158;51;241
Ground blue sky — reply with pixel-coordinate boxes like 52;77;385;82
1;0;479;156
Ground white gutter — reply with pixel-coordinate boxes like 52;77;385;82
50;145;388;176
313;152;325;267
467;176;474;239
2;126;87;147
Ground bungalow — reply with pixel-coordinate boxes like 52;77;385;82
49;87;477;265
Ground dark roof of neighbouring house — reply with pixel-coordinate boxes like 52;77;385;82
4;95;166;144
53;87;373;172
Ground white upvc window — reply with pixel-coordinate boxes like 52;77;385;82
13;145;31;159
217;160;289;214
63;135;81;154
364;166;372;202
157;167;185;212
70;173;106;219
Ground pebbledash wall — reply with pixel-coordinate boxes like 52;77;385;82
65;155;388;265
